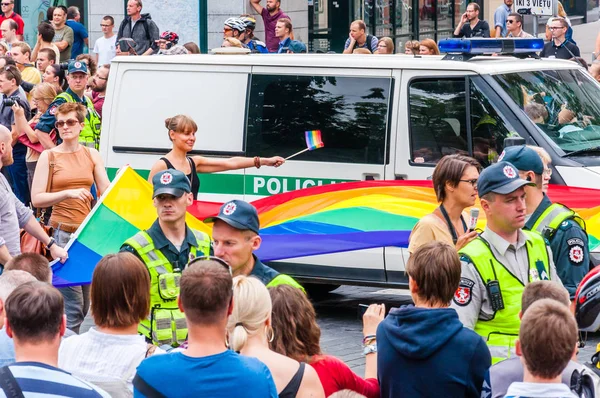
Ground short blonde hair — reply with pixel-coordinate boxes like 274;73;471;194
11;41;31;56
527;145;551;165
222;37;243;48
227;276;271;352
31;82;57;105
353;48;371;54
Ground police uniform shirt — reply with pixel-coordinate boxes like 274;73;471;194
34;87;87;143
525;195;589;298
450;227;560;330
539;40;580;60
249;254;280;285
120;219;210;270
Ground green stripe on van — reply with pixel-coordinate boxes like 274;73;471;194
107;168;352;196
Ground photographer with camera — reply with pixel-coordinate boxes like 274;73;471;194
34;61;100;150
0;64;30;205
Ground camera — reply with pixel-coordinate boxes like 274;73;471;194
58;61;71;71
2;96;19;106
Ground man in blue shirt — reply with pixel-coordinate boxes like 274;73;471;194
275;18;292;53
494;0;513;37
134;259;278;397
66;6;88;58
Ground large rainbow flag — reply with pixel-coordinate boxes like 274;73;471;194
53;167;600;287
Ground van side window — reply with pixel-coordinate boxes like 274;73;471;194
408;79;468;164
469;80;519;167
246;74;391;164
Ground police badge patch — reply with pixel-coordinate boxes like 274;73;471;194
49;105;57;115
453;277;475;306
569;245;584;264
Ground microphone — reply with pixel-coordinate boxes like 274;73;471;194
468;208;480;232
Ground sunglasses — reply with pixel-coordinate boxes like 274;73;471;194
223;27;232;32
54;119;80;129
100;24;112;27
187;256;233;276
506;20;516;23
0;3;11;6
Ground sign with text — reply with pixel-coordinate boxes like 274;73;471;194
515;0;553;16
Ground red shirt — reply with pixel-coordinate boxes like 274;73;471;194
0;12;24;36
92;91;104;119
310;355;379;398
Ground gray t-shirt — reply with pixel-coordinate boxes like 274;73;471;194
53;25;75;62
0;172;33;260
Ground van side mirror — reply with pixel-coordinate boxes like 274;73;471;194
504;136;526;148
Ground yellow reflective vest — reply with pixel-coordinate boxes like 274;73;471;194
124;229;211;347
459;231;551;364
56;92;101;149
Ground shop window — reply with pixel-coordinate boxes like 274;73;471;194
409;79;468;164
246;74;392;164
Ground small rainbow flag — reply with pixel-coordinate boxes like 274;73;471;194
305;130;324;151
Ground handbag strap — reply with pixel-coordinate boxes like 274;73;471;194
40;151;56;224
133;373;166;398
0;366;25;398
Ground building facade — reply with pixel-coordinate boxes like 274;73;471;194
10;0;589;54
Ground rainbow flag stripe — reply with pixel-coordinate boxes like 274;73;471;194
51;167;210;287
54;168;600;287
305;130;324;150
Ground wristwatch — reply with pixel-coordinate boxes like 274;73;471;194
46;238;56;249
363;343;377;356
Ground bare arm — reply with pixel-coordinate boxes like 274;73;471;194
362;304;384;380
83;37;89;46
30;37;41;63
93;52;98;64
141;47;154;56
36;130;56;149
147;158;168;183
494;25;502;38
192;155;284;174
23;217;68;262
595;31;600;56
250;0;264;14
0;245;11;265
12;104;38;143
31;150;93;208
55;40;69;51
454;13;467;36
89;148;111;195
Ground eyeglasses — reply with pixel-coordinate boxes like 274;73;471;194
543;168;553;177
100;24;112;27
54;119;80;129
187;255;233;276
549;26;565;30
459;179;478;187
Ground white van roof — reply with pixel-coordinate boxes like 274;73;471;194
111;53;581;75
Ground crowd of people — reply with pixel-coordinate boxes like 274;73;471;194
0;0;600;397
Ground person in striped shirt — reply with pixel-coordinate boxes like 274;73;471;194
0;281;109;397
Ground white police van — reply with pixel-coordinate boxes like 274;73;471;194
101;39;600;290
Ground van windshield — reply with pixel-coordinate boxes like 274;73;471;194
493;69;600;156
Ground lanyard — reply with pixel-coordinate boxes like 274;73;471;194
439;204;467;245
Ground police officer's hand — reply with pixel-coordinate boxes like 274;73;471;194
67;188;94;201
50;244;68;263
362;303;385;337
456;230;479;251
264;156;285;167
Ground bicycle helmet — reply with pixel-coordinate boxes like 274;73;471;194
224;17;246;33
160;31;179;44
575;266;600;332
240;16;256;31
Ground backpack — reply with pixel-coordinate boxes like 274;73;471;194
570;368;596;398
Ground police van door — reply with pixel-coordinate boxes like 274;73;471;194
385;71;529;284
244;66;395;284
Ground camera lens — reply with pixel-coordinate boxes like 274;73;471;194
3;97;15;106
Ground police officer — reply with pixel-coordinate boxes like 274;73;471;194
501;145;590;298
206;199;304;290
34;60;101;150
450;161;561;364
120;169;211;347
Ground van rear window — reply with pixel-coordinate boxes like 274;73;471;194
246;74;392;164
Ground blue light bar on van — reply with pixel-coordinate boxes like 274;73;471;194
438;38;544;54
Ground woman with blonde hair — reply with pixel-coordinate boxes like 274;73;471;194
12;82;58;191
375;37;394;54
148;115;284;198
419;39;440;55
227;276;325;398
404;40;420;55
31;102;110;334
